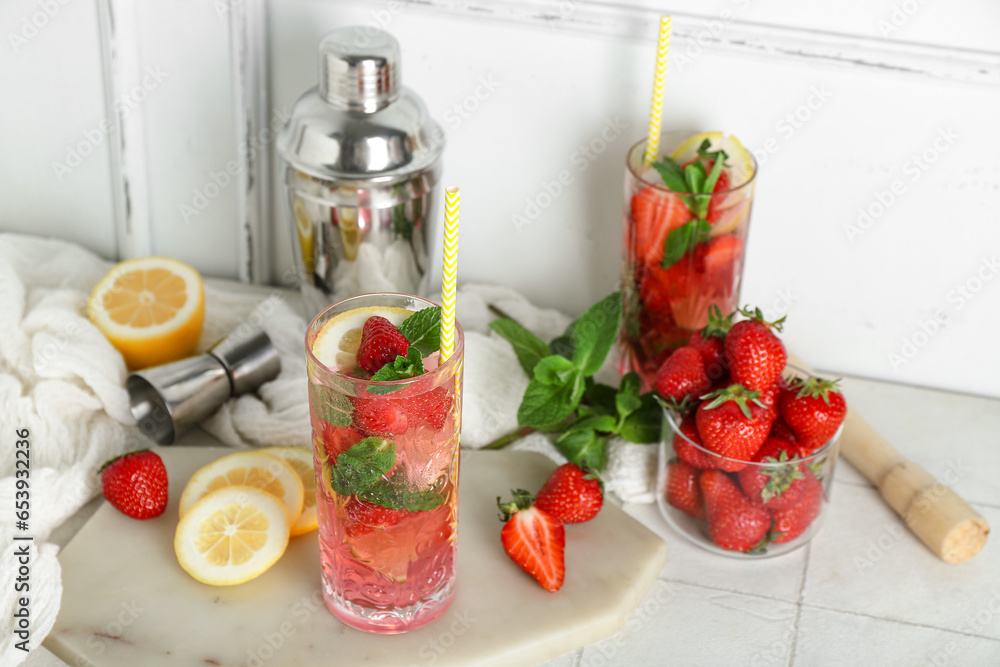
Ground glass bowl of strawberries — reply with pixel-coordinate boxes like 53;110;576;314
652;306;847;557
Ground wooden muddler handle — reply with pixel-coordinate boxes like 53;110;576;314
788;355;989;564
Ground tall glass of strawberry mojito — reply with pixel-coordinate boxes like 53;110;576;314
305;293;463;633
619;132;757;389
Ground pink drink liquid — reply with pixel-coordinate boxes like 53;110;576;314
308;314;462;634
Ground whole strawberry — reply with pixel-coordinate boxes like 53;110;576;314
357;316;410;374
700;469;772;552
498;490;565;592
672;414;719;470
771;474;824;543
654;346;711;403
665;459;704;519
736;437;815;510
535;463;603;524
695;384;774;471
780;377;847;453
100;449;168;519
724;307;787;391
688;304;732;382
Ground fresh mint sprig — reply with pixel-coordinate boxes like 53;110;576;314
651;139;730;269
486;292;662;472
367;306;443;394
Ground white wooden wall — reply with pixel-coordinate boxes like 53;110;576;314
2;0;999;399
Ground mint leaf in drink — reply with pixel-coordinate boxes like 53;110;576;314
399;307;441;356
369;346;424;394
490;318;549;376
651;157;688;194
517;367;585;428
359;473;448;512
619;393;662;443
329;437;396;496
556;429;606;471
661;218;711;269
571;291;623;377
309;382;353;427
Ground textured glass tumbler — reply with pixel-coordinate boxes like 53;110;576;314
306;293;463;632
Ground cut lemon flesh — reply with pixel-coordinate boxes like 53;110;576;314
311;305;412;372
259;446;318;537
179;451;304;524
174;485;290;586
87;256;205;370
668;131;724;164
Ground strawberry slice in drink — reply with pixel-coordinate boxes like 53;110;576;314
667;235;744;331
631;187;691;265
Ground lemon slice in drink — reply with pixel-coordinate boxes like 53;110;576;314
174;485;290;586
311;305;412;372
178;451;304;524
720;134;754;188
259;446;318;536
668;131;724;164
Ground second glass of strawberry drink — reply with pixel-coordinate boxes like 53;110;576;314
306;293;464;633
619;131;757;389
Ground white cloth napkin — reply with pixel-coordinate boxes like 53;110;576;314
0;233;657;666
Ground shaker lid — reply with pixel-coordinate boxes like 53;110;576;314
277;27;445;182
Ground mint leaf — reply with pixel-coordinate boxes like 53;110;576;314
661;219;711;269
703;149;727;194
684;160;707;193
490;318;550;376
568;414;617;433
619;371;641;397
369;346;424;395
534;355;577;386
583;381;618;415
309;383;352;427
571;291;623;377
651;157;688;193
556;429;606;471
620;394;663;443
549;333;575;360
399;307;441;356
329;437;396;495
517;368;585;428
359;473;448;512
616;393;642;419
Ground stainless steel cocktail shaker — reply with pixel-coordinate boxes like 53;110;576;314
277;27;445;319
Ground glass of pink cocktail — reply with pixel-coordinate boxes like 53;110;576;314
305;293;463;633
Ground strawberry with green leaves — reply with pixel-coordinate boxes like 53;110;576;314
780;377;847;453
736;437;817;510
695;384;774;471
100;450;169;520
356;316;410;374
724;307;787;392
534;463;603;524
498;490;566;592
665;459;705;519
771;474;824;543
700;469;772;552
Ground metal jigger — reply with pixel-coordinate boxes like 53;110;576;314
126;323;281;444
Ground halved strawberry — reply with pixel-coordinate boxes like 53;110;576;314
631;187;691;265
498;490;566;592
357;316;410;374
343;495;413;538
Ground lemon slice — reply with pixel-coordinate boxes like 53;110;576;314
311;305;412;372
294;200;315;275
179;451;304;524
668;131;724;164
87;256;205;370
174;485;290;586
258;446;318;536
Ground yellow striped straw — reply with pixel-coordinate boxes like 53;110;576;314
643;15;672;165
440;186;460;362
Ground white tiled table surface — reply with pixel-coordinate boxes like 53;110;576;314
29;375;1000;666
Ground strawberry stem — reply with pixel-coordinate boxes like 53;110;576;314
738;305;786;333
497;489;535;521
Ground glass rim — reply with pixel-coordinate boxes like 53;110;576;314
305;292;465;385
626;135;758;196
